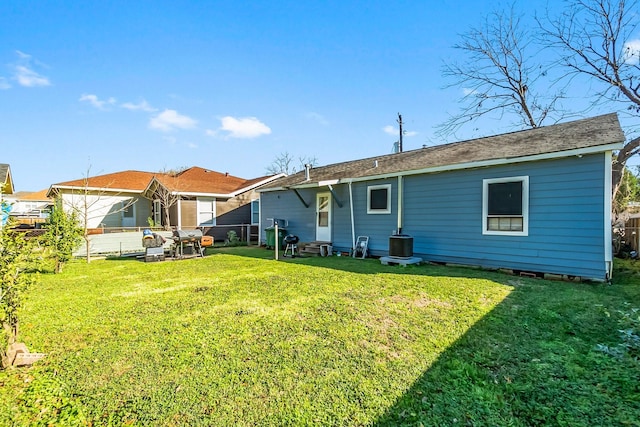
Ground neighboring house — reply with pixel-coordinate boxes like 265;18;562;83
1;163;15;227
47;170;157;229
0;163;14;197
258;113;625;281
5;189;53;226
47;167;283;238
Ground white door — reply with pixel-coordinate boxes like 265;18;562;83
316;192;332;242
121;200;135;227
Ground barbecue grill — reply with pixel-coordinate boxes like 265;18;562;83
283;234;299;257
172;229;204;258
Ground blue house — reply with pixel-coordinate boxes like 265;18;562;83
258;114;625;281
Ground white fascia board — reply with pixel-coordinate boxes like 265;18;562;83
256;186;288;193
257;181;320;192
318;179;340;186
45;186;58;198
143;178;161;194
229;173;287;196
50;185;145;194
346;143;625;184
174;191;230;198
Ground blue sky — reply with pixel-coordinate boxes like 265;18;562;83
0;0;635;192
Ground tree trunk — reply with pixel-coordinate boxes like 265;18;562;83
164;207;172;231
612;137;640;202
85;235;91;263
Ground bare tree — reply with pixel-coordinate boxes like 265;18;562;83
147;171;182;231
57;165;137;263
438;6;566;138
266;152;318;175
540;0;640;198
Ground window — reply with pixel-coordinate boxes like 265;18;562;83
367;184;391;214
251;199;260;225
482;176;529;236
153;200;162;226
122;200;134;218
197;198;216;226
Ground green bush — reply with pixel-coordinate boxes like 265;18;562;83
0;226;37;364
43;201;82;274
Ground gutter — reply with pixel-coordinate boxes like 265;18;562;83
257;143;625;192
49;185;146;194
397;176;403;234
348;180;356;251
604;151;614;280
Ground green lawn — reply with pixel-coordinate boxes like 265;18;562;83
1;247;639;426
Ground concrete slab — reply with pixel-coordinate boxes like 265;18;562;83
380;256;423;266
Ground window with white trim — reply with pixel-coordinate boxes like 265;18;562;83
251;199;260;225
197;197;216;226
153;200;162;226
482;176;529;235
367;184;391;214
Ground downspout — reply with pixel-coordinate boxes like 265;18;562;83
397;175;403;235
604;151;613;280
348;180;356;251
177;198;182;229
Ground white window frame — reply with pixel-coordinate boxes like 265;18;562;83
482;176;529;236
367;184;392;214
197;197;216;226
250;199;260;225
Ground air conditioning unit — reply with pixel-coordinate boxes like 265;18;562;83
389;234;413;258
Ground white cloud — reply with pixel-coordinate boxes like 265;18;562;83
217;116;271;139
149;109;197;132
14;65;50;87
383;125;397;136
1;51;51;88
79;93;116;110
205;129;218;137
305;111;329;126
462;88;477;96
121;99;157;112
15;50;31;60
624;39;640;64
12;51;50;87
383;125;417;137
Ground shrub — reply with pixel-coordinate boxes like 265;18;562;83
0;226;37;366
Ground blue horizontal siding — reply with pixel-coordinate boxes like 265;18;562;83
260;153;609;279
260;189;317;242
402;154;607;279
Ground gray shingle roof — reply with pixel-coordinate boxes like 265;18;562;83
260;113;625;190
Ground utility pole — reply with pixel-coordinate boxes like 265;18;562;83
397;113;403;153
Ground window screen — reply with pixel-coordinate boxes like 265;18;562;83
370;188;388;210
488;181;522;216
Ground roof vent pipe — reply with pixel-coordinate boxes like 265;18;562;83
374;160;378;168
304;164;312;181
